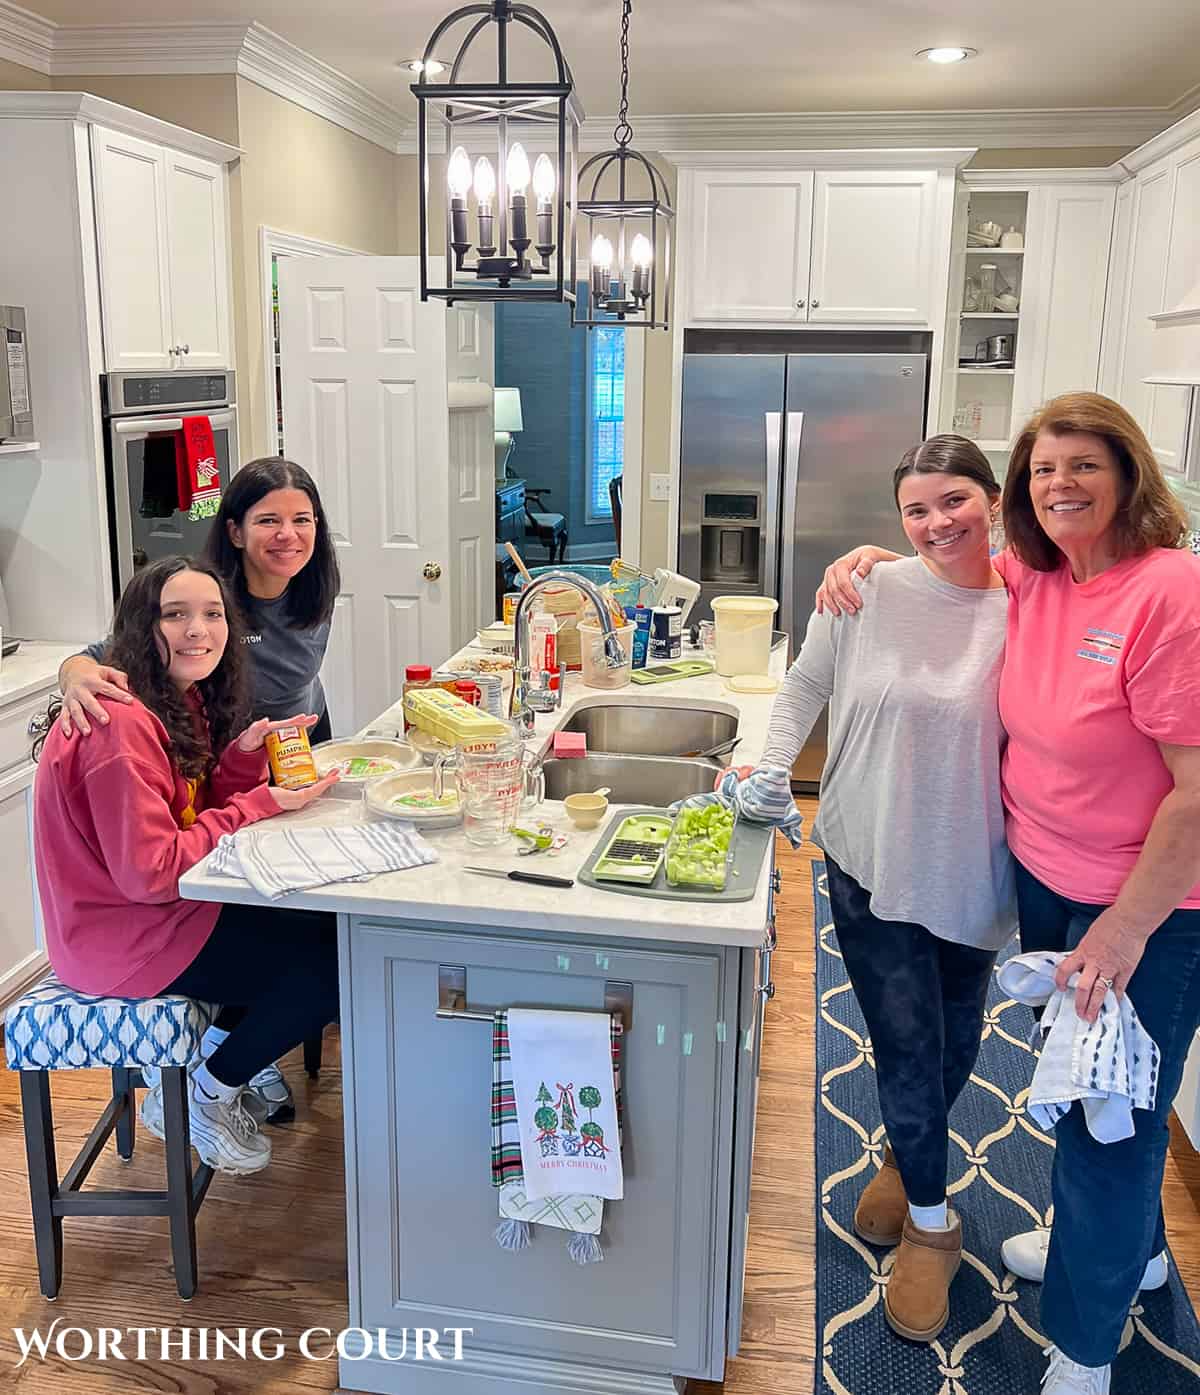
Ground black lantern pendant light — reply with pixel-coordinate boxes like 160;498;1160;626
412;0;581;304
571;0;673;330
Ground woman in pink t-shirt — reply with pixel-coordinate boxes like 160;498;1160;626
817;392;1200;1395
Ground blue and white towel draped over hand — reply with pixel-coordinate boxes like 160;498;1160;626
670;765;804;849
996;950;1160;1143
207;821;438;900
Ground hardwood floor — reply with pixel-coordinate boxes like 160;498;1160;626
1;799;1197;1393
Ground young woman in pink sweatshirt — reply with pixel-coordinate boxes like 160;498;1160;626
34;556;339;1175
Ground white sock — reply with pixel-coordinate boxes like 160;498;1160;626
193;1059;240;1104
909;1200;950;1231
200;1024;230;1057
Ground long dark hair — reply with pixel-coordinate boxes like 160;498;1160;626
1003;392;1189;570
204;457;340;628
893;434;1001;506
104;557;251;779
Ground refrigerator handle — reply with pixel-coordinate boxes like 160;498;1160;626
779;411;803;639
763;412;781;600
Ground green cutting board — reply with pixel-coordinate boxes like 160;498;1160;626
630;659;715;685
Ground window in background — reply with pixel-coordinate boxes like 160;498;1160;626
586;326;625;523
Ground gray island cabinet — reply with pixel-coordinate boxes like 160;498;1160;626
180;665;786;1394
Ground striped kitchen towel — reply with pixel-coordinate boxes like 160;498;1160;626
207;821;437;900
671;764;804;848
491;1009;623;1263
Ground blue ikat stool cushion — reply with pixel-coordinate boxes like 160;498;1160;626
3;974;214;1071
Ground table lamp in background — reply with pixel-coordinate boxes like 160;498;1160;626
494;387;524;484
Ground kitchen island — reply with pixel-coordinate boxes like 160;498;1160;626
181;644;790;1395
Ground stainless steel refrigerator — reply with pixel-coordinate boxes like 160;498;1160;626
678;351;926;785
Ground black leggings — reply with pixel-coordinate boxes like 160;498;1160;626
825;855;997;1207
164;902;339;1087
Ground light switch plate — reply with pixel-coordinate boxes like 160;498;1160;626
649;473;671;502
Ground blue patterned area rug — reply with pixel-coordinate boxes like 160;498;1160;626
812;861;1200;1395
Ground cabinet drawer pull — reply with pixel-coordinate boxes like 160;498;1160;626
436;964;634;1032
27;711;53;739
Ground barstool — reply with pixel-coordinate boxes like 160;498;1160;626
3;974;215;1300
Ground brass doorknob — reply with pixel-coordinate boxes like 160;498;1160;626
423;562;443;581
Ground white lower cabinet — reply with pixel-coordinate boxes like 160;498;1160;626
0;687;53;1010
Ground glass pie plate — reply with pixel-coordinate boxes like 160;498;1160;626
364;769;462;829
311;738;420;798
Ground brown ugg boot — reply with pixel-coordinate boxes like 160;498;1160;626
883;1209;962;1342
853;1145;907;1247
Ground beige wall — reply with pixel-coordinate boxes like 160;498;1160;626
0;57;49;89
49;73;239;145
967;146;1131;169
234;77;401;459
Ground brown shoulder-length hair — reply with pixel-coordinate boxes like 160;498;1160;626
104;556;252;780
1002;392;1190;571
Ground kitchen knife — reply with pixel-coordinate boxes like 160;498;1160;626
464;866;574;889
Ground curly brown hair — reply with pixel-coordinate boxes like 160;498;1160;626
1003;392;1190;571
104;557;252;779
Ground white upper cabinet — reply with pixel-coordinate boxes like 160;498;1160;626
164;149;232;371
91;125;232;373
687;167;939;326
808;171;937;323
690;171;813;322
91;126;175;373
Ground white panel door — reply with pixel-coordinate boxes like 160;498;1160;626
1164;148;1200;317
0;765;44;1009
91;125;174;373
445;304;496;647
1024;184;1116;410
808;170;937;324
279;256;451;736
165;149;232;370
689;171;813;321
1098;180;1135;399
1118;160;1172;428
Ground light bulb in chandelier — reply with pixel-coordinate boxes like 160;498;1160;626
629;232;652;303
590;233;614;301
591;234;614;269
473;157;496;206
447;146;472;199
532;154;556;203
506;143;531;194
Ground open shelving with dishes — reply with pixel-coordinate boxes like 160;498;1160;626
951;190;1028;449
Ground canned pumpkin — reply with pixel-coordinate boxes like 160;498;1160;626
264;725;319;789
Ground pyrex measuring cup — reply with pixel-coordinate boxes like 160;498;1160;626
433;729;544;846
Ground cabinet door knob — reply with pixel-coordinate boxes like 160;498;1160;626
423;562;443;581
795;299;805;308
181;344;190;355
28;711;53;739
811;299;820;309
168;345;177;356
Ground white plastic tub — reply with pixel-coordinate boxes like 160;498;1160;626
711;596;779;677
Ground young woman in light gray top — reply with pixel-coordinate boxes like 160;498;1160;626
742;435;1014;1345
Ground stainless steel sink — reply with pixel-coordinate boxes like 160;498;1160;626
541;754;720;806
557;703;737;758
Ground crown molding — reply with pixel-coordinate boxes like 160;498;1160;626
962;167;1124;187
1118;98;1200;174
0;89;241;162
664;147;976;171
0;0;54;74
49;21;248;75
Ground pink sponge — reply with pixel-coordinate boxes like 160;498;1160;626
553;731;588;758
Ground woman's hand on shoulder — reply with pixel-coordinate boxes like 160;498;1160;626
236;712;320;754
267;769;341;811
58;658;134;738
815;546;903;617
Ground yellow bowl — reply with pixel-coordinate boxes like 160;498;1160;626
563;792;609;830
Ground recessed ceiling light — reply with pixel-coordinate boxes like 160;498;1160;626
399;58;447;77
916;46;977;64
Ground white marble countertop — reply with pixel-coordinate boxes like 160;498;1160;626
0;640;78;708
180;641;791;949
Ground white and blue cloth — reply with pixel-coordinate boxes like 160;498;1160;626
997;950;1160;1144
4;974;213;1071
208;821;437;900
670;764;804;849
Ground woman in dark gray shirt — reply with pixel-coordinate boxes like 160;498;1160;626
56;458;341;1124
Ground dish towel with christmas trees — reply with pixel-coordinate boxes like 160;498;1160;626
491;1009;624;1264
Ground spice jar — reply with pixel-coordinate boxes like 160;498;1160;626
402;664;433;731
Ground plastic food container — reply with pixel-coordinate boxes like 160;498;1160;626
664;805;737;891
311;738;420;798
365;769;462;830
578;620;634;689
711;596;779;677
403;687;510;746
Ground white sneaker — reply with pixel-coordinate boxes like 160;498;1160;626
187;1075;272;1175
1003;1228;1169;1289
200;1038;294;1125
1041;1345;1111;1395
